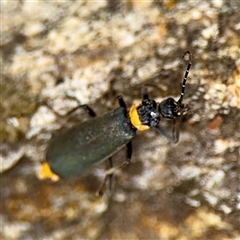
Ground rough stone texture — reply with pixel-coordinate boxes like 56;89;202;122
1;1;239;239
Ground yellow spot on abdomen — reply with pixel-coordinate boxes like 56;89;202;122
37;162;60;182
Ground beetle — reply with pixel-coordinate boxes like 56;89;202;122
39;51;192;192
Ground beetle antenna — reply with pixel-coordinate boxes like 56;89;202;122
177;50;192;104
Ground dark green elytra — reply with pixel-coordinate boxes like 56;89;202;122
46;107;136;178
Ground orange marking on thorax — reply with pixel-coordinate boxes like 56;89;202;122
129;102;149;131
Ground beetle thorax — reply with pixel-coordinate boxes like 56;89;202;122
129;99;160;131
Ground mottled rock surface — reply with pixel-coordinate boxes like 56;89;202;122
1;1;239;239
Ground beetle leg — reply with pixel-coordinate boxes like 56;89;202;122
41;98;96;119
172;118;179;143
126;141;132;163
155;119;179;143
96;141;133;196
63;95;97;117
155;125;174;142
108;157;114;190
66;104;96;117
142;85;149;100
117;95;127;109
